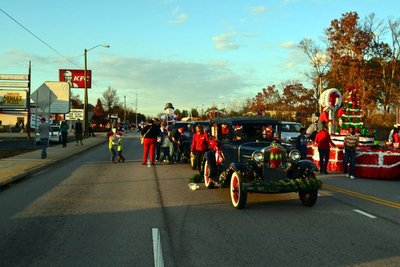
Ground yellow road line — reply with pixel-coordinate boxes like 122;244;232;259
323;184;400;209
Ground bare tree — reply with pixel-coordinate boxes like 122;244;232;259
299;38;331;111
101;86;120;116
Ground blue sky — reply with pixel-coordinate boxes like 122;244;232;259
0;0;398;117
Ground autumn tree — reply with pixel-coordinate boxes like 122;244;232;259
325;11;375;119
281;82;316;124
251;85;282;114
360;14;400;123
92;98;107;126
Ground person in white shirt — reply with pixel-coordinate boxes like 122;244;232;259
38;117;53;159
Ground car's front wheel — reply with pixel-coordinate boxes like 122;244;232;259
203;160;215;189
230;171;247;209
298;172;318;207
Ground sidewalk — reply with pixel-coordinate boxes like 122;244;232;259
0;134;107;187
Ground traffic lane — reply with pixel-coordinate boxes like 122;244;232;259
319;174;400;224
156;164;400;266
319;174;400;204
0;143;165;267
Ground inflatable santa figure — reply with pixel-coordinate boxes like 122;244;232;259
318;88;342;134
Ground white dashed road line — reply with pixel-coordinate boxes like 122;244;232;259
152;228;164;267
353;209;376;219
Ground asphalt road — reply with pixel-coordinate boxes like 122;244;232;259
0;132;399;267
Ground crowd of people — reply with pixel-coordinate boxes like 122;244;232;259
104;116;400;180
139;118;209;172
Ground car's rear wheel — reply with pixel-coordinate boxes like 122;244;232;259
230;171;247;209
298;172;318;207
204;160;214;189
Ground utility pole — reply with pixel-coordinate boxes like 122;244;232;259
124;95;126;123
135;93;138;129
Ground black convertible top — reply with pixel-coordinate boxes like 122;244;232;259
210;116;281;125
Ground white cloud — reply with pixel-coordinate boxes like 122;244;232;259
280;41;298;49
90;55;254;116
212;32;240;50
249;5;268;16
169;7;188;24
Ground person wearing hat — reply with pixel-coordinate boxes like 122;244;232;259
388;123;399;143
116;132;126;163
38;117;53;159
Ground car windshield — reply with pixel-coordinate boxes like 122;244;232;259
282;123;301;132
231;123;278;141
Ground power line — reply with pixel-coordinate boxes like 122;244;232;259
0;8;81;68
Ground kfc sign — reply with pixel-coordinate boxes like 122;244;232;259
59;69;92;88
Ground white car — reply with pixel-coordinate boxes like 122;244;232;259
281;121;303;143
36;125;62;144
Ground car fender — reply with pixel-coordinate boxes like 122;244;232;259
227;162;253;183
204;151;217;178
297;159;319;172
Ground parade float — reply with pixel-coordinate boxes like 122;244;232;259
160;103;177;128
308;86;400;180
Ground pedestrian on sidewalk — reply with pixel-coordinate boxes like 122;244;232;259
116;132;126;163
314;125;336;174
88;121;96;137
108;131;117;163
60;120;69;147
74;118;83;146
343;126;359;179
38;117;53;159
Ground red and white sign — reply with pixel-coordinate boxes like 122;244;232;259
59;69;91;88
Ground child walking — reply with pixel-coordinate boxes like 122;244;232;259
160;131;172;163
108;131;117;163
117;132;126;163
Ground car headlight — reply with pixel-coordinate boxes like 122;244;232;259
252;151;263;163
289;150;301;161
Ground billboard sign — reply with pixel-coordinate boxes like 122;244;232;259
59;69;91;88
0;90;28;109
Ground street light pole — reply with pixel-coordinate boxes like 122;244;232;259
318;73;323;114
83;44;109;135
124;95;126;123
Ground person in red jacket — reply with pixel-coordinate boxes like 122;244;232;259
191;124;210;175
314;125;336;174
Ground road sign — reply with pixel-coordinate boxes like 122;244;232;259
65;109;84;120
31;81;70;114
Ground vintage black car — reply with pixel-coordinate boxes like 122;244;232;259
203;116;321;209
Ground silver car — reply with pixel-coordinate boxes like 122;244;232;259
36;125;62;144
281;121;303;143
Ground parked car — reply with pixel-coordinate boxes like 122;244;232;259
202;116;320;209
35;125;62;144
281;121;303;143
